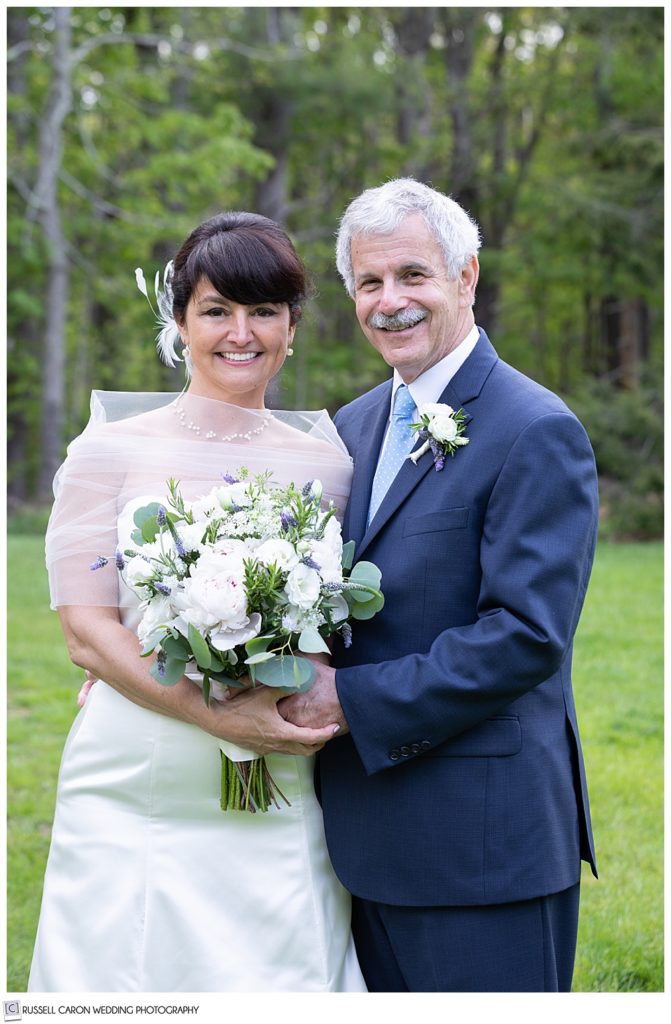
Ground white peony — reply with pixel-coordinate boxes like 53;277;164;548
284;563;322;610
198;539;252;574
210;613;262;652
176;561;250;633
254;538;300;572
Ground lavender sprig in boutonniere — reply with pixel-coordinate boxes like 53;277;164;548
407;402;469;471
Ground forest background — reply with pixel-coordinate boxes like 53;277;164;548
6;5;664;540
4;3;665;998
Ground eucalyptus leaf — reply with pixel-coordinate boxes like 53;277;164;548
253;655;316;691
349;592;385;620
298;626;330;654
244;651;276;665
133;502;163;530
188;623;211;669
162;634;190;660
244;634;275;656
349;560;382;590
150;657;187;686
207;670;246;687
341;539;356;571
143;516;163;542
346;587;376;604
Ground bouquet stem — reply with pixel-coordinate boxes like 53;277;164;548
220;753;291;813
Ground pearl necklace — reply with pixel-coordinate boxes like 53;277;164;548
172;398;272;442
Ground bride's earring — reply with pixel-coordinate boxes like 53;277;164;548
183;343;193;376
286;347;294;357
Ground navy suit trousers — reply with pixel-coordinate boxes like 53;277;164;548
351;883;581;992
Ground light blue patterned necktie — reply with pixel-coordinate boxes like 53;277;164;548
367;384;417;525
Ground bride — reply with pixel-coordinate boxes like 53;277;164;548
29;212;366;992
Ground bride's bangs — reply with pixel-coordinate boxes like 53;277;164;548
188;231;304;309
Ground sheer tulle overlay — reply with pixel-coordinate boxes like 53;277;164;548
29;392;365;993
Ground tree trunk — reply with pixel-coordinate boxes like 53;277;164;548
36;8;72;500
252;7;296;225
7;7;33;503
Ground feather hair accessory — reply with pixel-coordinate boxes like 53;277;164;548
134;261;185;370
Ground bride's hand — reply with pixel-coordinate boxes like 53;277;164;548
202;682;339;757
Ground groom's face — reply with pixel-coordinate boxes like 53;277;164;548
350;213;478;383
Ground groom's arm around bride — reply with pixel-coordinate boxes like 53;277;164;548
281;178;599;993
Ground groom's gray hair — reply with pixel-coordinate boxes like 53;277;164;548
335;178;481;296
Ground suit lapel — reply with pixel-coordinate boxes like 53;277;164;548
355;330;499;560
344;381;393;549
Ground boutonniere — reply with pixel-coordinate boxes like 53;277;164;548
407;402;469;471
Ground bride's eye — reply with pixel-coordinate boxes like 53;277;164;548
205;308;227;317
253;307;278;318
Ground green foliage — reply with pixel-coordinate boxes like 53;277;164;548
7;6;663;538
6;535;663;990
566;375;663;540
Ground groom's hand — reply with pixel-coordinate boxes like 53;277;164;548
278;660;350;736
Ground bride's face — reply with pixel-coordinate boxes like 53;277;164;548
179;277;296;407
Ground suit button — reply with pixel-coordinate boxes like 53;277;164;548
400;745;410;756
389;749;400;760
420;740;431;750
410;743;421;754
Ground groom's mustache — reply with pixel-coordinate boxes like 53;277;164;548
368;307;428;331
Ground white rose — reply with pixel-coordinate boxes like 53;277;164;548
281;603;309;633
254;538;300;572
123;555;155;590
190;496;216;522
429;413;458;443
307;540;343;584
177;521;206;552
213;481;253;511
285;564;322;610
137;595;175;643
322;515;343;551
308;479;323;502
419;401;453;419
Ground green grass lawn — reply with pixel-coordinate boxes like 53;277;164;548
5;536;663;992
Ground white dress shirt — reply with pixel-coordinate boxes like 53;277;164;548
377;324;480;461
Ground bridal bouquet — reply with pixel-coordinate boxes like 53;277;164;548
102;471;384;812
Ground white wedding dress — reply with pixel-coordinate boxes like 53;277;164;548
28;496;366;993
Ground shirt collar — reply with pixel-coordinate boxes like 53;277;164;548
391;323;480;411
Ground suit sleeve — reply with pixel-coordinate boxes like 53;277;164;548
335;411;599;775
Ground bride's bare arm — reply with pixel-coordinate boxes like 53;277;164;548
59;606;338;756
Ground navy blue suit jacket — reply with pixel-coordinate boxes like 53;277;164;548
319;330;599;907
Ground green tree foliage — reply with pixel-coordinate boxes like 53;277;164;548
7;6;663;535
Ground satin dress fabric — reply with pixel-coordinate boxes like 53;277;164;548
28;504;366;993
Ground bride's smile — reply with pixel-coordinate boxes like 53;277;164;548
179;277;296;407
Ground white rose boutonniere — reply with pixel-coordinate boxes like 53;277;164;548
408;402;469;471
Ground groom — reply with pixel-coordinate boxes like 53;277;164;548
281;178;599;992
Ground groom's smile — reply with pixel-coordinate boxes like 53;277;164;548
351;213;479;383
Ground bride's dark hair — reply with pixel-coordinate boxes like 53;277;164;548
171;212;309;326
